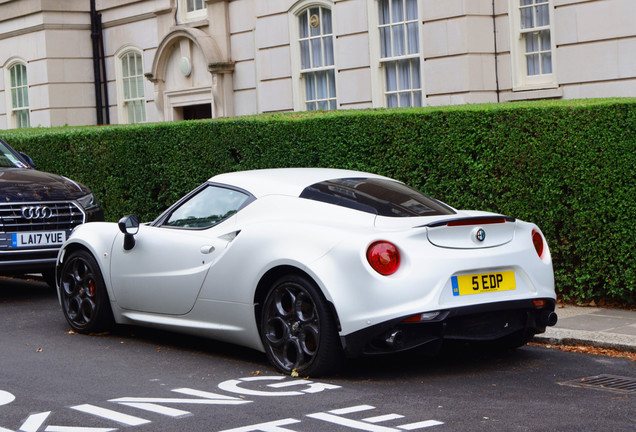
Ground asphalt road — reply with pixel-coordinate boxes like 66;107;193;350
0;277;634;432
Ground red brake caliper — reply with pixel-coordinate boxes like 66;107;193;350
88;280;96;296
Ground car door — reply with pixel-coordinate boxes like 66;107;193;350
109;184;253;315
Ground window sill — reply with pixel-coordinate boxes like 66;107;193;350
502;87;563;102
176;19;209;28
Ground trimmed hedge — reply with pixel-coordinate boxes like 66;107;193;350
2;98;634;304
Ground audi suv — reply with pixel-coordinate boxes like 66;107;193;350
0;137;103;286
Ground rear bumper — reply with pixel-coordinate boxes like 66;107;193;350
341;298;557;358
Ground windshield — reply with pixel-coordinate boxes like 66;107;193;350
300;178;456;217
0;141;29;168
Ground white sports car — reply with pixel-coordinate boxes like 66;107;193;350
56;168;557;376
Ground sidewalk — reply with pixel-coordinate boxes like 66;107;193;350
533;304;636;353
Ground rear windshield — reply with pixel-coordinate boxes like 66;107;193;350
300;178;455;217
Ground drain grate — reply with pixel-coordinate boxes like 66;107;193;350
560;374;636;394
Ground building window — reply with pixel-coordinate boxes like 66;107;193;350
510;0;556;90
297;6;337;110
116;48;146;124
378;0;422;108
4;60;30;128
178;0;207;23
520;0;552;76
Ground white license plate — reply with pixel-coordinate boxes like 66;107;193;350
11;231;66;247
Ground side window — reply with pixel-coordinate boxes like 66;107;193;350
509;0;557;90
3;59;30;128
164;185;251;229
292;3;337;111
377;0;422;108
115;47;147;124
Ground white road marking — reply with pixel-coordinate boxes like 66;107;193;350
218;377;304;397
329;405;375;415
217;418;302;432
308;405;444;431
266;380;342;394
307;412;398;432
45;427;117;432
18;411;49;432
0;391;15;407
111;391;248;405
172;388;249;401
364;414;405;423
218;376;341;397
398;420;444;430
117;402;191;417
71;405;150;426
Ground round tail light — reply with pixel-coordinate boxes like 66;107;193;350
532;229;544;259
366;241;400;276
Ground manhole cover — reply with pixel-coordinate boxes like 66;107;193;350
559;374;636;394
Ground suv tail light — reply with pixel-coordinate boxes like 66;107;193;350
367;241;400;276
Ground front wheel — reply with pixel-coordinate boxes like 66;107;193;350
59;250;114;333
260;274;343;376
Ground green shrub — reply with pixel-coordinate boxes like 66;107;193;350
2;98;634;304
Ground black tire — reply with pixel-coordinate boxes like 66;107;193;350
260;274;343;376
59;250;114;334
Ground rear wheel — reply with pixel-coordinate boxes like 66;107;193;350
59;250;114;333
260;274;343;376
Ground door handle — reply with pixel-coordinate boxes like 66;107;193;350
200;245;215;254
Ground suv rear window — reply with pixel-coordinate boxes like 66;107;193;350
300;178;455;217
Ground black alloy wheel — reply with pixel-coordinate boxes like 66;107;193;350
59;250;114;333
261;274;342;376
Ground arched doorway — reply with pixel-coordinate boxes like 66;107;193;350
146;27;234;121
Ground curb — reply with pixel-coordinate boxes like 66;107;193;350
533;328;636;353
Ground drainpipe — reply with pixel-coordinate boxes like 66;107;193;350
492;0;501;103
90;0;110;124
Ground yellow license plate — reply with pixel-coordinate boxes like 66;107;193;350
451;271;516;296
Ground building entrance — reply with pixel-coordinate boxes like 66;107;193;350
183;103;212;120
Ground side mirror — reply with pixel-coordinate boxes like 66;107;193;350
19;152;35;168
118;214;139;251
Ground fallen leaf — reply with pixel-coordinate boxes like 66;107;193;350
530;342;635;361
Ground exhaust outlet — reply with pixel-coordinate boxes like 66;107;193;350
385;330;404;348
537;310;558;327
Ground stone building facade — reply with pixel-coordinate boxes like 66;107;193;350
0;0;634;128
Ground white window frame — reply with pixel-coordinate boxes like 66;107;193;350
368;0;425;108
114;46;147;124
509;0;558;91
289;0;338;111
177;0;208;24
3;58;30;129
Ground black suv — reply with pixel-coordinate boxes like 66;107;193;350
0;138;103;286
